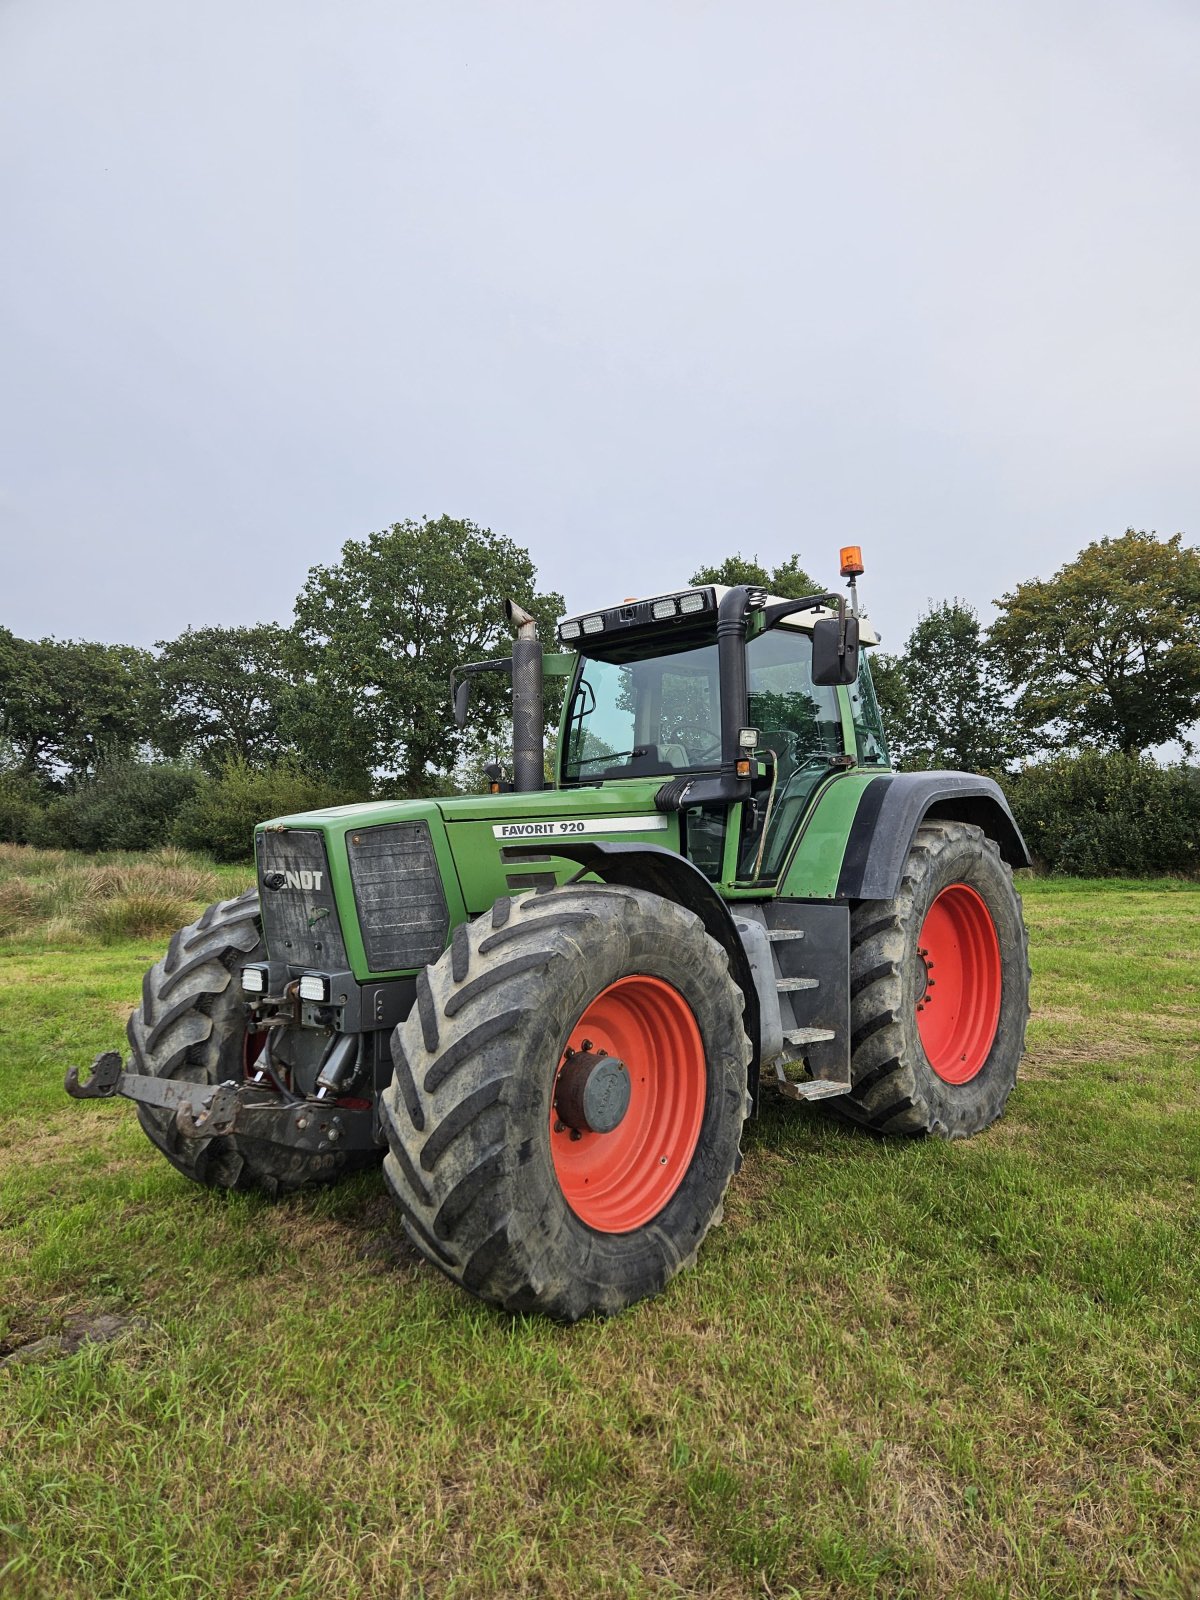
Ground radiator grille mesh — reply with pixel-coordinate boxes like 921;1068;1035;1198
348;822;450;971
256;831;349;969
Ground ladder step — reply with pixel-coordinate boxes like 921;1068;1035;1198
776;977;819;992
778;1079;853;1102
772;1060;851;1101
783;1027;837;1045
766;928;805;942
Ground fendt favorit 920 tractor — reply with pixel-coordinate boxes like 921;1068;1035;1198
68;551;1031;1320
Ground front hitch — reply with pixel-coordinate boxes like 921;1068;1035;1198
66;1053;248;1137
64;1052;381;1155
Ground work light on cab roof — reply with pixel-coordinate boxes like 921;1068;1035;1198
66;540;1032;1325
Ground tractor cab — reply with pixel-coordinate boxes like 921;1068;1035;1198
555;577;888;885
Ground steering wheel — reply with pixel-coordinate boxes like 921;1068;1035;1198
669;723;723;762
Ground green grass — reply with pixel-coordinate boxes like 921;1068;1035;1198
1;877;1198;1598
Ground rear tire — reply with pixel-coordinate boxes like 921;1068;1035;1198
841;820;1030;1138
381;885;752;1321
128;891;377;1195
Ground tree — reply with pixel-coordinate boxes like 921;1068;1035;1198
989;530;1200;754
689;552;820;598
152;624;292;771
289;516;563;791
868;650;911;745
884;600;1020;771
0;632;154;779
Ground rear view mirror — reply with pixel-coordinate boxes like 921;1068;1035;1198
453;678;471;729
811;614;860;686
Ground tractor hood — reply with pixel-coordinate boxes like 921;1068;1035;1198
255;781;677;980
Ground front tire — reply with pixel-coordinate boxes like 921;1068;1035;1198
381;885;752;1321
842;820;1030;1138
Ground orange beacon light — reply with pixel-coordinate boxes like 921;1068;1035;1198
840;545;864;578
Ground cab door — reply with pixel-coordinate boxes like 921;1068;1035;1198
735;625;848;883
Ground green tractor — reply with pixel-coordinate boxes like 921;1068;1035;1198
67;556;1030;1320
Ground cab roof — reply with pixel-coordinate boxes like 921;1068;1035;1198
557;583;880;647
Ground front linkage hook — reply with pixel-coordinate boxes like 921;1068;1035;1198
64;1052;123;1100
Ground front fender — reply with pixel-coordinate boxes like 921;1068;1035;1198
503;839;761;1080
835;773;1031;900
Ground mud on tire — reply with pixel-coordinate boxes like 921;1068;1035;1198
129;891;375;1195
840;820;1031;1138
381;885;752;1321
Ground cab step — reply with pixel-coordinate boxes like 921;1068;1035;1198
783;1027;837;1046
772;1061;852;1102
776;977;819;993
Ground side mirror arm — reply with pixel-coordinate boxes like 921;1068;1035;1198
760;590;847;643
449;657;513;729
759;592;859;686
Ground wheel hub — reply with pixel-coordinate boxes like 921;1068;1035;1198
555;1048;631;1135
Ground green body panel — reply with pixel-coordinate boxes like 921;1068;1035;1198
439;782;680;915
255;781;679;980
776;770;883;899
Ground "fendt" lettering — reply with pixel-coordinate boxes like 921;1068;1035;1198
284;870;324;891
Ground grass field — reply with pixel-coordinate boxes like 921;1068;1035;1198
1;870;1197;1599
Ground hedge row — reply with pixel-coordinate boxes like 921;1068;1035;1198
1;751;1197;876
0;759;351;863
1000;751;1200;877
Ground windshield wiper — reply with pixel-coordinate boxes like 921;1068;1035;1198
571;747;651;770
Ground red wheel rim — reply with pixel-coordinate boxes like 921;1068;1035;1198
915;883;1002;1084
550;975;706;1233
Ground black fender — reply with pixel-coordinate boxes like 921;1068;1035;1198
835;773;1031;901
503;839;761;1079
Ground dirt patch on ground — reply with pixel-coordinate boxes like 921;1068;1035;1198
0;1310;143;1368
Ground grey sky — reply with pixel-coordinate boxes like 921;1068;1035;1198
2;0;1198;654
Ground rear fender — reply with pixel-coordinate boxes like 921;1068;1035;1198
836;773;1031;900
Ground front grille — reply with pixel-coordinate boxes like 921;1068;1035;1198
256;830;349;970
348;822;449;971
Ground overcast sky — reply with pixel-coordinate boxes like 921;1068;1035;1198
2;0;1198;653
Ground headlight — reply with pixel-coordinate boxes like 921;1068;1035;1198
299;973;331;1003
240;965;267;994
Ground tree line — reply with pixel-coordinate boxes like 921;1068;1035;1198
1;520;1198;871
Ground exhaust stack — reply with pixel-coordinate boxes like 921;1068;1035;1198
505;599;544;794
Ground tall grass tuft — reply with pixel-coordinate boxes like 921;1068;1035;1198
0;880;45;937
84;892;191;944
0;846;231;945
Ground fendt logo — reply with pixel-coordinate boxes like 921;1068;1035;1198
284;870;323;891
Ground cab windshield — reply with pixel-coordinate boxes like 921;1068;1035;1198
561;641;721;783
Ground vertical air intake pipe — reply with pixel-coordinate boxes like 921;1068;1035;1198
505;599;545;793
716;584;758;776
